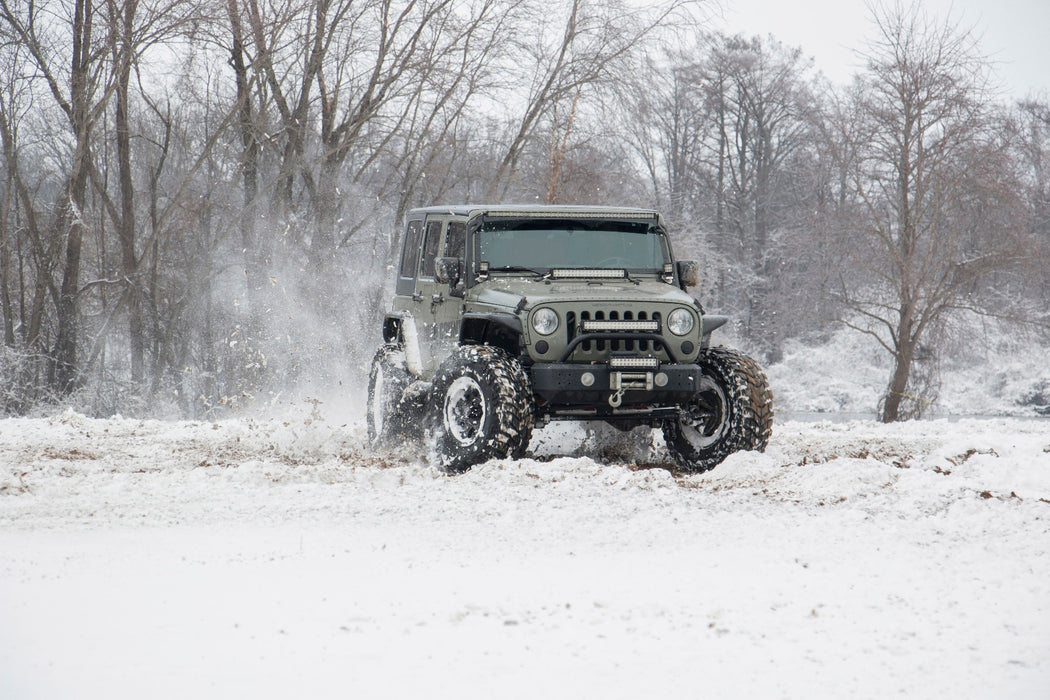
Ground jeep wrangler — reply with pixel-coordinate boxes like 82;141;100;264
367;205;773;473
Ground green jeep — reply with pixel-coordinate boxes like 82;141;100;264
367;205;773;473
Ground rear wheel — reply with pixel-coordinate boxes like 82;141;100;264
366;345;412;447
663;347;773;473
427;346;533;473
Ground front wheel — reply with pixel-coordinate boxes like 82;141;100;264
663;347;773;473
427;345;533;473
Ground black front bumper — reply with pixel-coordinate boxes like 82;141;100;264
530;362;703;409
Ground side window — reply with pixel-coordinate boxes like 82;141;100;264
421;220;443;278
399;219;423;279
445;221;466;260
396;219;424;296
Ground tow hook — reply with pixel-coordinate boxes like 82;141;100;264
609;387;625;408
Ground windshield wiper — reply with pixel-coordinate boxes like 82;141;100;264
487;265;549;276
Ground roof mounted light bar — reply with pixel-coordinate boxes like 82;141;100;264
484;210;657;220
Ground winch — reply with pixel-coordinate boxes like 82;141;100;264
608;370;655;407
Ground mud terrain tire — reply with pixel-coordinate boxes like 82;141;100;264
505;356;534;460
366;345;413;447
427;345;533;473
663;347;773;473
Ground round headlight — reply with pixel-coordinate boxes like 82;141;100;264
532;308;559;336
667;308;695;336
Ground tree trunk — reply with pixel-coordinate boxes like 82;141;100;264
0;166;14;346
115;0;142;382
881;313;916;423
227;0;264;305
308;155;340;270
546;87;582;204
881;352;911;423
52;0;95;392
53;169;89;393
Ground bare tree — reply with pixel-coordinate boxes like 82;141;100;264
709;36;814;258
1014;98;1050;303
623;33;820;352
621;48;698;223
234;0;512;272
833;2;1028;422
0;42;34;351
485;0;700;200
105;0;197;383
0;0;117;391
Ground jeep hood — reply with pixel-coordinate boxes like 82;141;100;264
471;278;698;310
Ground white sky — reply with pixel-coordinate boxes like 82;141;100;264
714;0;1050;99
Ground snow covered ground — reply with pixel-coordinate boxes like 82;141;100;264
2;407;1048;699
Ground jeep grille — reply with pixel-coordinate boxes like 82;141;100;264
565;310;668;361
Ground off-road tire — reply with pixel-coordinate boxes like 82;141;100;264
427;345;533;473
366;345;413;447
663;346;773;473
506;357;534;459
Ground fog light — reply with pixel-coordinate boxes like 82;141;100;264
580;372;595;387
654;372;668;387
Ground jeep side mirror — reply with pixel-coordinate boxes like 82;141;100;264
676;260;700;288
435;256;462;285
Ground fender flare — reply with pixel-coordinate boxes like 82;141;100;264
701;314;728;338
460;312;523;357
382;313;423;376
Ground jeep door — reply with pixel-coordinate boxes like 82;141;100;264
414;216;466;374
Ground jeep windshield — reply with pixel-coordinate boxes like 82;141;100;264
475;218;670;275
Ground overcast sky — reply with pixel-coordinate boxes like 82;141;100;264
714;0;1049;99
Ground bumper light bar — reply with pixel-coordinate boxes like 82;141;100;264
608;356;660;369
583;319;659;332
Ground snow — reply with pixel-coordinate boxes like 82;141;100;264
766;324;1050;418
2;406;1049;699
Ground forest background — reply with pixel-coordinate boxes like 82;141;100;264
1;0;1048;422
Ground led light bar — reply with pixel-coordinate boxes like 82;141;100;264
608;356;660;369
484;210;657;220
551;268;626;279
583;319;659;332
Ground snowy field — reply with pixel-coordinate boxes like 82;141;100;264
2;408;1049;699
